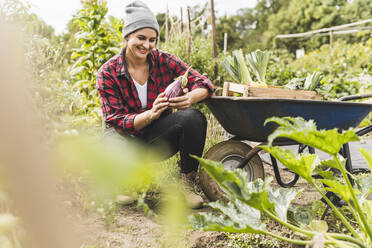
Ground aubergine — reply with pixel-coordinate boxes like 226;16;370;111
164;68;191;99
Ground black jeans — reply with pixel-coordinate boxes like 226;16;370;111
103;108;207;173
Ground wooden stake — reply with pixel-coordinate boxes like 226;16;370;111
165;4;169;43
187;6;192;65
223;32;228;54
210;0;218;78
180;7;183;33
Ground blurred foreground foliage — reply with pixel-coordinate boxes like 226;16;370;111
0;0;371;246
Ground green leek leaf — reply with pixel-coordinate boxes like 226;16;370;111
246;50;269;85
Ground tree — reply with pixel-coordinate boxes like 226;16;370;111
264;0;371;52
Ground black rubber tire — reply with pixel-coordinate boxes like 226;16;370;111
198;140;265;202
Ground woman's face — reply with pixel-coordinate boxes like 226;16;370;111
125;28;157;60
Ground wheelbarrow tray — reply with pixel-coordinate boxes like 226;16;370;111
205;96;372;142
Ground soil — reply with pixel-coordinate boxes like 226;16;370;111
68;139;371;248
65;159;320;248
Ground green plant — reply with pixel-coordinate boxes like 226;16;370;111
221;49;253;84
303;71;322;90
246;50;269;86
70;0;123;117
190;117;372;247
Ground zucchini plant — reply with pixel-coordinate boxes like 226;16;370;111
190;117;372;248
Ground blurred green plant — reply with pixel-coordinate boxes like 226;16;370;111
159;32;217;84
56;133;189;246
190;117;372;247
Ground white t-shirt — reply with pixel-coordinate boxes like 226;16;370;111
132;78;148;110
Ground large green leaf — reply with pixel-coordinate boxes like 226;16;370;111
267;187;303;222
265;117;359;155
189;197;265;234
192;156;275;212
359;148;372;171
191;155;244;197
319;179;360;202
240;178;275;212
312;167;337;181
260;146;318;182
313;157;347;180
319;156;345;170
354;175;372;204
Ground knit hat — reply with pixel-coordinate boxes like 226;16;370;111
123;0;159;38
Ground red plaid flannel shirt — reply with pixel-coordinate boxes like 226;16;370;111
96;48;215;136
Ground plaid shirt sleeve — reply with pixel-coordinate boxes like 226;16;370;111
161;52;215;96
96;66;137;134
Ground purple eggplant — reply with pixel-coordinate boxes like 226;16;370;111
164;68;191;100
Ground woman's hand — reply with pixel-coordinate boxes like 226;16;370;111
148;92;169;121
168;88;192;110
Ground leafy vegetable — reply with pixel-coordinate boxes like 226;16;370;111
304;71;322;90
246;50;269;86
221;49;253;84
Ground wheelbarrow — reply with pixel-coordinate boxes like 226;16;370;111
199;93;372;202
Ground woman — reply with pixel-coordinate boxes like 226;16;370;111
96;0;214;209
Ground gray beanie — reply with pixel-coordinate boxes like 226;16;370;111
123;0;159;38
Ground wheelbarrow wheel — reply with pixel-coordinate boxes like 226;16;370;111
198;140;264;202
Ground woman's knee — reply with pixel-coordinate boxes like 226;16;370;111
176;108;207;129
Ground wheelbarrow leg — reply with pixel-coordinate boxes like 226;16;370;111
270;154;299;188
339;143;354;184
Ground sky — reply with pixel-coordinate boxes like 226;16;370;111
7;0;257;35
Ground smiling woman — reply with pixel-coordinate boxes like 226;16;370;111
96;0;215;209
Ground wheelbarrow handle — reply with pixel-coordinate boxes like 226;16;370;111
338;93;372;101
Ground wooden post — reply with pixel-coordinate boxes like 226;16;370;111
180;7;183;33
210;0;218;79
165;4;169;43
329;30;333;48
187;6;192;65
223;32;227;54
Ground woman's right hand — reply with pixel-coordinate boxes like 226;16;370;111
148;92;169;121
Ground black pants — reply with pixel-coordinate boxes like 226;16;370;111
104;108;207;173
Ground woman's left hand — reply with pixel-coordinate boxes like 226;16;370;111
168;88;192;110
